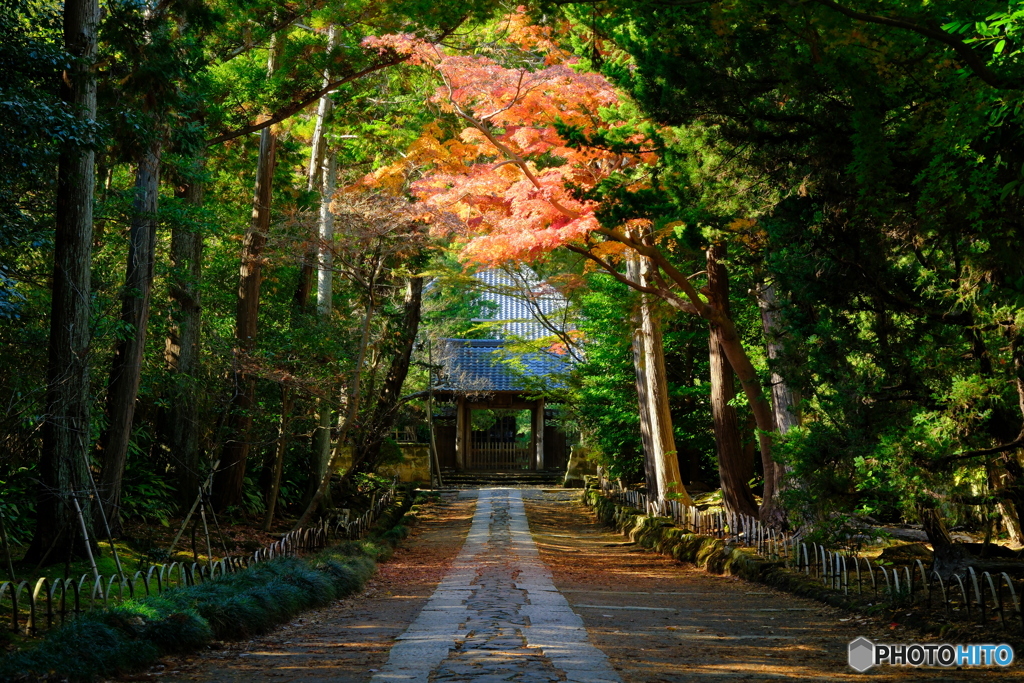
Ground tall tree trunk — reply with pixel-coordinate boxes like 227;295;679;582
309;155;338;499
995;329;1024;545
295;25;338;311
627;234;692;508
96;141;162;532
919;501;969;578
354;276;424;469
26;0;100;563
316;155;337;319
990;459;1024;546
638;237;696;505
707;245;759;518
705;247;781;523
586;232;784;519
640;269;692;507
166;161;206;504
756;282;799;507
756;283;800;435
627;253;659;498
212;39;281;511
302;31;338;500
713;314;780;512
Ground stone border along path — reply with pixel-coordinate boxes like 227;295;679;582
372;489;621;683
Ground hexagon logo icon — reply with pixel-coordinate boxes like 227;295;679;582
848;637;875;672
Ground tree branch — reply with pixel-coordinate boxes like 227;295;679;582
207;54;410;145
501;266;586;363
563;243;699;316
931;430;1024;469
210;20;469;146
564;244;656;293
593;227;712;319
810;0;1021;90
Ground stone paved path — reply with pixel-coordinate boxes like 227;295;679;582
372;489;619;683
152;489;1019;682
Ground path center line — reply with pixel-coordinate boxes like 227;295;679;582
372;489;621;683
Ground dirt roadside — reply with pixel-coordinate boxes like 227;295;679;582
522;489;1015;682
141;492;475;683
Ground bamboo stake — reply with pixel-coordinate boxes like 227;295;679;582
169;491;202;559
167;462;218;558
80;444;124;583
71;495;102;598
204;491;231;557
199;497;214;572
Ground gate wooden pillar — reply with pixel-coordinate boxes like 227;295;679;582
455;396;468;470
533;398;545;470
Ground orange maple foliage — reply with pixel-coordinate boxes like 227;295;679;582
359;12;658;266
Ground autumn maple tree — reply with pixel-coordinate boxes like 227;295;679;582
363;13;785;520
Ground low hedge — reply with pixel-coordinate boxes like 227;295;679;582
584;489;894;613
0;488;423;682
584;490;779;581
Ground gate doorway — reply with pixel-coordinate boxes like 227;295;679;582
468;408;532;471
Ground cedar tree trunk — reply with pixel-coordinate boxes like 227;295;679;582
212;40;280;511
293;300;374;529
166;162;205;503
353;276;424;470
294;25;338;310
637;240;691;506
756;282;799;507
97;141;162;532
27;0;100;563
262;385;293;530
309;154;338;492
627;253;659;497
707;245;759;518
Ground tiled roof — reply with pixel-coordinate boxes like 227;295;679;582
431;268;574;393
471;268;568;341
435;339;570;393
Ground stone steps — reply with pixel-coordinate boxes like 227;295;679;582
439;470;566;488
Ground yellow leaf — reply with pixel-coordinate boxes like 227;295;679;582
728;218;757;231
588;240;631;267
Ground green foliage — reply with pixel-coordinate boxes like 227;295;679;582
0;489;417;681
119;446;177;527
6;0;1024;578
0;0;66;319
0;467;35;546
545;0;1024;538
0;553;374;681
0;614;162;682
353;472;397;494
567;274;645;480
